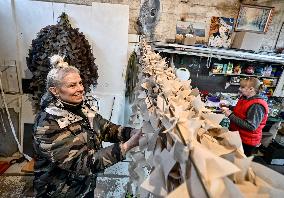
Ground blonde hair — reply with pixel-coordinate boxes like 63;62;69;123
240;77;266;94
46;55;80;88
40;55;80;106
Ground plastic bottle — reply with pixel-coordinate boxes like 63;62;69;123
227;62;233;74
223;64;227;74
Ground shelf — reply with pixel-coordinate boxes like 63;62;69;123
228;83;276;88
0;65;16;67
155;48;254;62
0;65;17;72
154;42;284;64
209;72;280;79
154;42;284;97
268;117;284;122
229;83;240;86
1;91;21;95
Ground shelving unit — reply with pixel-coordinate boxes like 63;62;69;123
209;72;280;79
210;73;279;88
153;42;284;97
154;42;284;64
229;83;241;86
0;60;20;94
0;60;23;155
228;82;276;88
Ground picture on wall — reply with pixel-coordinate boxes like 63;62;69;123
235;4;274;33
176;21;194;35
176;21;206;44
208;17;235;48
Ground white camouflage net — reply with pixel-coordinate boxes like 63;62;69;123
127;39;284;198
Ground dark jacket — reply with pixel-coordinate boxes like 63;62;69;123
33;99;131;197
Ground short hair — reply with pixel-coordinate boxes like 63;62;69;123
240;77;265;94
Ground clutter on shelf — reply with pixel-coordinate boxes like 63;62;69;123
267;97;284;118
211;62;282;78
209;60;282;96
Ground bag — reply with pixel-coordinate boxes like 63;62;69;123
264;140;284;165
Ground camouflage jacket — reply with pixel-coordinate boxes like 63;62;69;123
33;99;131;197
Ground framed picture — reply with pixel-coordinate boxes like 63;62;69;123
235;4;274;33
208;17;235;48
176;21;206;44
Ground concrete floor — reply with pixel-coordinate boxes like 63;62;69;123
1;147;283;198
0;160;133;198
1;158;284;198
0;175;34;198
0;141;140;198
0;147;136;198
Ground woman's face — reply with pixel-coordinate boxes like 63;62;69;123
51;72;84;104
239;85;254;97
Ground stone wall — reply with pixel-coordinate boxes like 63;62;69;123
242;0;284;50
35;0;284;50
154;0;240;41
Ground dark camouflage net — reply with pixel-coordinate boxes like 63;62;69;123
26;12;98;110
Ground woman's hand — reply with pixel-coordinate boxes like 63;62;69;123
219;102;228;108
122;129;142;152
221;107;232;117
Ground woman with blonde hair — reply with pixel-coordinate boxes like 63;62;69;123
222;77;269;156
33;55;141;197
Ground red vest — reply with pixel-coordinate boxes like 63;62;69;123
230;97;268;146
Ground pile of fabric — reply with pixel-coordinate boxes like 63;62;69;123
128;40;284;197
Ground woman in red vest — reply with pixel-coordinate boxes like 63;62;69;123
222;77;269;156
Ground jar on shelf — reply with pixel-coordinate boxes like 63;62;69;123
175;34;184;44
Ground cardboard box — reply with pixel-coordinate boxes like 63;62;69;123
232;32;264;51
183;36;196;45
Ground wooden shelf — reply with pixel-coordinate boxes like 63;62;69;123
0;65;16;72
2;92;21;95
209;72;280;79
